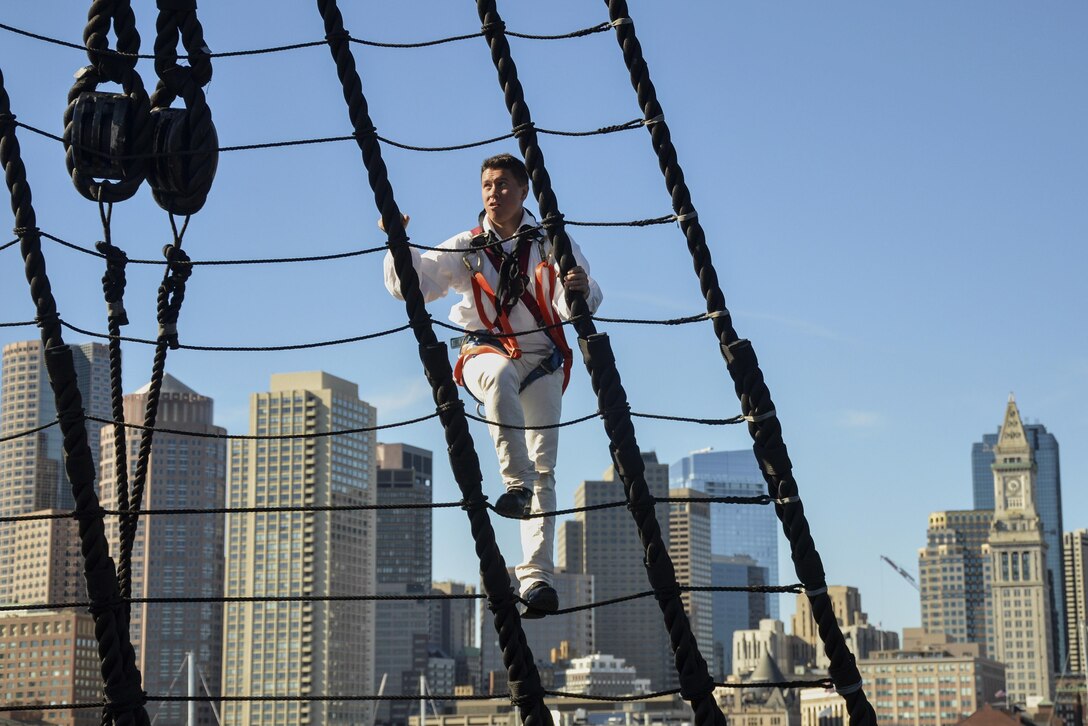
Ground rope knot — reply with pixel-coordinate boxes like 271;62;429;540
0;112;15;131
95;241;130;323
651;583;681;602
677;672;716;701
507;673;544;708
459;493;489;513
70;505;107;524
485;586;517;614
481;20;506;36
511;122;536;138
325;29;351;44
626;494;656;516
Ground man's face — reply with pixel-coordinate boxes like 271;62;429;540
481;167;529;230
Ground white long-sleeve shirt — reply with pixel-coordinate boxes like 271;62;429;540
384;211;603;355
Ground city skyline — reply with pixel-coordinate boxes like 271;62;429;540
1;339;1082;642
1;348;1086;722
1;2;1086;642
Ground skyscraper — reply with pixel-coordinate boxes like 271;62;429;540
669;448;779;619
99;374;226;726
986;395;1054;703
1063;529;1088;674
712;554;770;677
222;372;376;725
918;509;994;655
565;453;674;691
972;414;1064;668
0;340;109;603
668;488;713;665
374;442;432;726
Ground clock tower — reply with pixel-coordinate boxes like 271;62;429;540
986;394;1054;704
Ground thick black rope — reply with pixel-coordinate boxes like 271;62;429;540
602;3;874;721
0;70;150;726
475;5;723;723
313;3;549;723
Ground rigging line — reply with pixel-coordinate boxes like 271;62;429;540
21;218;675;266
2;583;803;612
58;318;416;351
82;411;441;440
12;116;645;159
0;20;611;58
0;418;60;443
0;237;17;252
18;309;723;351
0;493;771;524
6;679;834;712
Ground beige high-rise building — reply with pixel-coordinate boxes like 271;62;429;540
918;509;994;655
857;634;1005;726
791;585;864;649
222;372;376;725
99;374;225;726
668;488;713;656
0;340;108;604
986;394;1054;704
563;453;674;691
0;610;101;726
9;513;82;606
1063;529;1088;674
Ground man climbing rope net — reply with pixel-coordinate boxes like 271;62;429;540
383;153;603;617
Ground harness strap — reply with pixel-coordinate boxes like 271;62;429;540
457;224;572;393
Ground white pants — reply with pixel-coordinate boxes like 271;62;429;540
462;348;562;596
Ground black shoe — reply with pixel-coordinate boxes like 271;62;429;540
494;486;533;518
521;581;559;620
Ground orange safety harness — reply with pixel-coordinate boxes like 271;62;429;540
453;224;573;394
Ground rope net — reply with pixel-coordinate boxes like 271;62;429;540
0;4;874;726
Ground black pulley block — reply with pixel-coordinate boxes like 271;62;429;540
70;92;133;179
147;106;219;215
64;66;151;203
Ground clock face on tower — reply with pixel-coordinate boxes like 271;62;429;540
1006;478;1021;493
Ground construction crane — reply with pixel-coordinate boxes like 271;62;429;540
881;555;920;591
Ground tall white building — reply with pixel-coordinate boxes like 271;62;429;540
100;374;225;726
222;372;377;725
0;340;108;603
1063;529;1088;674
986;395;1054;704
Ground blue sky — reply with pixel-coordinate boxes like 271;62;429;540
2;2;1086;638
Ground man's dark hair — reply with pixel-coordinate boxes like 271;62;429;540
481;153;529;187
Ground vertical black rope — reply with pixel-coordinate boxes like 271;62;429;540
602;3;875;724
94;207;132;524
0;70;149;726
311;4;550;725
116;235;191;606
474;5;723;725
